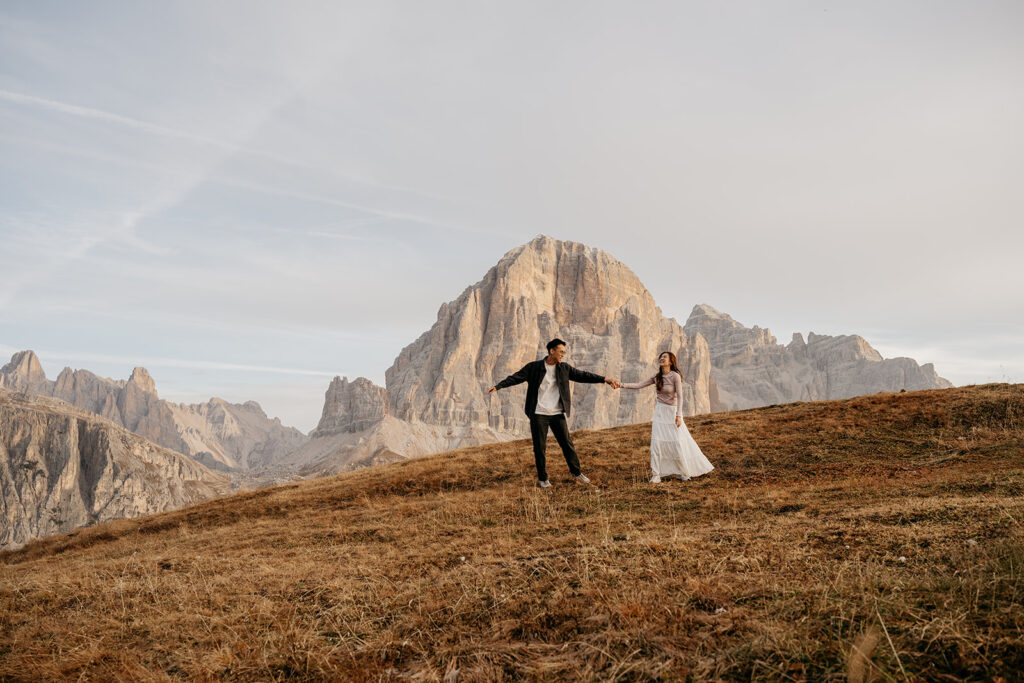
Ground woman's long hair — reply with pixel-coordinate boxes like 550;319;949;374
655;351;680;391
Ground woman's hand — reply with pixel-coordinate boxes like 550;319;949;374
675;416;682;428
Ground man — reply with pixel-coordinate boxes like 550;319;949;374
487;338;620;488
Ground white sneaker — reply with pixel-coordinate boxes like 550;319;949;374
678;474;691;481
537;480;552;489
650;475;662;483
574;473;591;484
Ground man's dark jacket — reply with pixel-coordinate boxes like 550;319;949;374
494;359;606;419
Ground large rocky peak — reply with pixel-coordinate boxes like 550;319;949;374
128;367;158;395
385;235;712;435
311;376;390;437
0;350;50;394
684;304;952;410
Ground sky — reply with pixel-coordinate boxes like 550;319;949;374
1;1;1021;433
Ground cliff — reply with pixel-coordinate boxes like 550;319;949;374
0;388;228;549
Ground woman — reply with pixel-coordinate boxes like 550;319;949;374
620;351;714;483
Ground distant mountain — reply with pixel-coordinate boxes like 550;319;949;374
0;388;228;549
0;351;307;472
310;376;390;437
267;376;461;479
683;304;952;411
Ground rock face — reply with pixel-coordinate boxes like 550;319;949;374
311;377;390;437
0;351;49;394
683;304;953;410
165;398;307;472
386;235;712;434
0;388;228;549
0;352;307;472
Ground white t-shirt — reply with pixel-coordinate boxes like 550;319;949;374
534;361;563;415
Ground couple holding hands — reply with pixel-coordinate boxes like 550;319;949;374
487;338;714;488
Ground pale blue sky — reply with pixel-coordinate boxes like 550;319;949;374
2;1;1021;431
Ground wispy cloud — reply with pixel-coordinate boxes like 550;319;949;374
0;130;484;236
0;88;243;149
0;176;206;307
0;344;346;378
0;88;456;202
0;132;190;179
210;176;467;232
0;88;307;169
3;298;402;343
0;217;129;309
0;89;269;305
296;216;394;239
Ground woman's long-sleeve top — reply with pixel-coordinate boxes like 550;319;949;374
621;371;684;417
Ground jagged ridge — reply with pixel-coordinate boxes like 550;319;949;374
684;304;952;410
0;351;308;472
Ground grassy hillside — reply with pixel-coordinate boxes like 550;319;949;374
2;385;1022;681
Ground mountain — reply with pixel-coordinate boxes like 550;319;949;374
291;235;714;473
0;351;307;472
684;304;953;410
386;235;712;431
310;376;390;436
0;388;228;549
3;384;1020;679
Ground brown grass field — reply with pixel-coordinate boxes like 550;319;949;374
1;384;1022;681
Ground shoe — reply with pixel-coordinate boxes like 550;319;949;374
537;480;552;489
678;474;691;481
574;473;591;484
650;475;662;483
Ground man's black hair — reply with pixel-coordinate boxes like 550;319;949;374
546;338;567;352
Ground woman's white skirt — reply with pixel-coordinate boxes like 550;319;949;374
650;402;714;478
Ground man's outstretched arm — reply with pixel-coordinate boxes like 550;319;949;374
567;365;620;388
487;363;531;394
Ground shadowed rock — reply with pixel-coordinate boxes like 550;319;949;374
0;388;228;549
311;377;390;436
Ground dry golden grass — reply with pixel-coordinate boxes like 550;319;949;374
2;384;1022;681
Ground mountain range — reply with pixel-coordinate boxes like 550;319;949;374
684;303;951;410
1;235;952;544
0;351;307;473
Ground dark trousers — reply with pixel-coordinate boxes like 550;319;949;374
529;413;581;481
